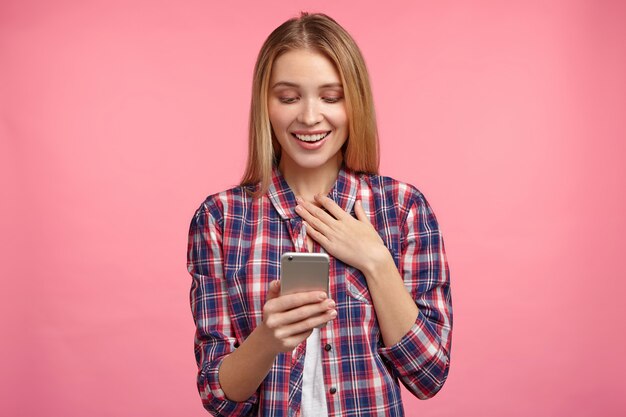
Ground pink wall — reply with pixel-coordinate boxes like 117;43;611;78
2;0;625;416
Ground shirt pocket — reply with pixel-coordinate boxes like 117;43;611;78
343;245;401;305
343;265;382;348
344;266;373;304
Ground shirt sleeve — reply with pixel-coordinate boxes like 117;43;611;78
378;190;453;399
187;201;258;416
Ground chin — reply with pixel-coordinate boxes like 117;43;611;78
293;154;341;170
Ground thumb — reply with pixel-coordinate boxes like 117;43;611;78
266;280;281;301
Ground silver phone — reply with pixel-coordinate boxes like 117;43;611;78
280;252;330;296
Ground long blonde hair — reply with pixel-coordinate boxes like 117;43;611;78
240;12;379;197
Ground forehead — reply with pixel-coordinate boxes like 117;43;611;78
270;49;342;86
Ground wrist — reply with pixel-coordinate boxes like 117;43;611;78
252;322;282;357
361;245;395;278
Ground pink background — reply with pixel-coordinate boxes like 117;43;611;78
1;0;625;416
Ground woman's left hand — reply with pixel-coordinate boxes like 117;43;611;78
295;195;391;273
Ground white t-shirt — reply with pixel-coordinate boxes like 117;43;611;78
300;328;329;417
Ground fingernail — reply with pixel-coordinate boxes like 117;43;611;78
328;300;336;308
319;292;327;300
330;310;337;319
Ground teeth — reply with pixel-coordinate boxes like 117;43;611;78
294;132;329;142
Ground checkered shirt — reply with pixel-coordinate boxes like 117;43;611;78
187;165;452;416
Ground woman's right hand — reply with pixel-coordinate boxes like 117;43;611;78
259;280;337;353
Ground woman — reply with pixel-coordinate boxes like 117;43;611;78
187;12;452;417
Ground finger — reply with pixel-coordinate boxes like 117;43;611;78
266;280;281;302
282;329;314;349
354;200;371;224
277;298;336;327
303;221;331;248
314;194;349;220
275;328;317;352
268;290;328;313
295;201;334;233
276;308;338;337
297;197;336;224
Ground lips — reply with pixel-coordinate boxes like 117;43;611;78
291;131;331;143
290;131;331;150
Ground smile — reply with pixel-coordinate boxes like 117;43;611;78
291;132;331;142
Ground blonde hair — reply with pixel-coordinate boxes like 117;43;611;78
240;12;379;196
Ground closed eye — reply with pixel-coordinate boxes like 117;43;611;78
279;97;298;104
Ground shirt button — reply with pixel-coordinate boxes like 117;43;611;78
329;387;337;395
324;344;332;352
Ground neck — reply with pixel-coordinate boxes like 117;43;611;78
279;154;343;203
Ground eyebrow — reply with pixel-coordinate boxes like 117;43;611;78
271;81;343;89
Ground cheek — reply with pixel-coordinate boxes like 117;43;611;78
268;102;296;132
268;111;280;130
326;107;349;131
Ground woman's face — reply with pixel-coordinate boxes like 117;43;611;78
268;49;348;175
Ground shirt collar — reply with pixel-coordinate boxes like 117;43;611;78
267;164;359;220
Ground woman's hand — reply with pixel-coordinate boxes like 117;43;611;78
220;280;335;401
294;195;420;348
295;195;391;273
258;280;337;354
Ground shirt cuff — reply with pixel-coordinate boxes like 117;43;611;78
378;310;448;382
199;356;257;416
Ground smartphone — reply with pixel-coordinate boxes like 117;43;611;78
280;252;330;297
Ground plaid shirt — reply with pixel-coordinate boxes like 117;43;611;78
187;165;452;417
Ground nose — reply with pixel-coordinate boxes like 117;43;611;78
297;98;323;126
